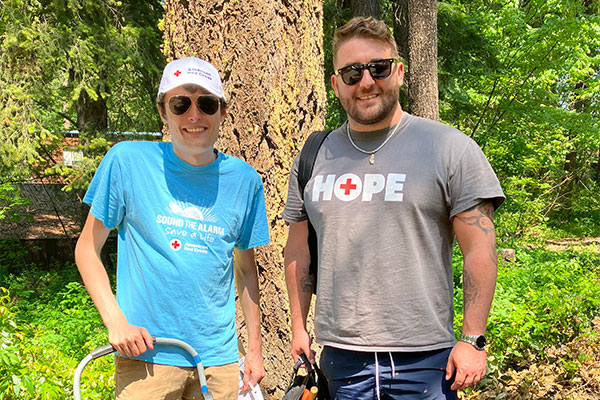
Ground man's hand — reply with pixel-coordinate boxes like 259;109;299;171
108;321;154;357
291;327;315;365
240;347;265;390
445;341;487;390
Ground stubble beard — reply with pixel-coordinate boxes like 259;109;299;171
341;89;398;126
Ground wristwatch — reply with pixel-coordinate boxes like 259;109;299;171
459;333;487;351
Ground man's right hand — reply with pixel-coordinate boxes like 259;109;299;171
291;328;315;364
108;322;154;357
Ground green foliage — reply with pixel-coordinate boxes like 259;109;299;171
1;266;113;399
0;184;33;279
0;0;164;188
0;287;30;399
0;183;30;222
323;0;352;131
437;0;600;236
453;247;600;373
0;239;32;284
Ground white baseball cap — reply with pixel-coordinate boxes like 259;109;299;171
158;57;225;100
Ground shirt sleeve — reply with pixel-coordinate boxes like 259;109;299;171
235;172;270;250
448;139;505;218
282;153;308;223
83;143;127;229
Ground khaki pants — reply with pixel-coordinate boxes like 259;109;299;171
115;356;239;400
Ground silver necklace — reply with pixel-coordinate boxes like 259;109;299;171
346;120;402;165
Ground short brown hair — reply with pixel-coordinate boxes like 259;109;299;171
333;17;398;68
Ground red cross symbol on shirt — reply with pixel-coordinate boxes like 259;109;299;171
170;238;182;251
174;70;182;77
339;178;357;195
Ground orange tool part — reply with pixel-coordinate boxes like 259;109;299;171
300;388;310;400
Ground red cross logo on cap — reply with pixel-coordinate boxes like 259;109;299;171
174;70;181;77
170;238;182;251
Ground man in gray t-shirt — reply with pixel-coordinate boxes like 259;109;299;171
283;17;504;400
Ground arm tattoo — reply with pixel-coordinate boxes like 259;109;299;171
459;201;497;311
301;272;314;293
457;202;495;235
463;266;479;310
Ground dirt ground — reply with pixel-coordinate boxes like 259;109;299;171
461;318;600;400
543;238;600;253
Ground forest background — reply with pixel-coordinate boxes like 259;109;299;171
1;0;600;398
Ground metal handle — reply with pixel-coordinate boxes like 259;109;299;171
73;337;213;400
88;344;115;360
87;337;159;360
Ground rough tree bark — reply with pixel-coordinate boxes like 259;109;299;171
162;1;326;397
394;0;439;120
349;0;380;18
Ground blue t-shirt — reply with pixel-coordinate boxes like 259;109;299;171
84;141;270;367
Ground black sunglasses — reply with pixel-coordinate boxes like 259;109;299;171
336;58;399;86
168;95;221;116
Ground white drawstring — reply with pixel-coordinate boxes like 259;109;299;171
374;352;381;400
375;352;396;399
389;352;396;379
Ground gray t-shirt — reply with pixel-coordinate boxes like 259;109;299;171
283;113;505;352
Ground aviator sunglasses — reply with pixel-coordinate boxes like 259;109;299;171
168;95;221;116
336;58;399;86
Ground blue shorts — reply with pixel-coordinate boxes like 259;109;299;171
320;346;457;400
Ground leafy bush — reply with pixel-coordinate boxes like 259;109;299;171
0;183;31;223
1;267;113;399
454;247;600;373
0;287;35;399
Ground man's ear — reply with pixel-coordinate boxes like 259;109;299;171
397;62;405;87
157;104;167;123
331;74;340;99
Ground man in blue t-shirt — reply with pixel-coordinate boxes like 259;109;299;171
75;57;270;399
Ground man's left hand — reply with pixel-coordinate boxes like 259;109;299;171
445;341;487;390
241;348;265;391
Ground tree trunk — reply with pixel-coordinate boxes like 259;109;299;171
392;0;410;111
392;0;409;64
349;0;380;18
163;1;326;397
76;89;107;134
398;0;439;120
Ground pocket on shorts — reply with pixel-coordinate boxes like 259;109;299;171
115;356;138;374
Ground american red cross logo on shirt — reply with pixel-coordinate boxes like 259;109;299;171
174;70;182;77
339;178;357;195
170;238;182;251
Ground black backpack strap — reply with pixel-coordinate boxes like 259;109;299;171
298;130;332;196
297;130;332;294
